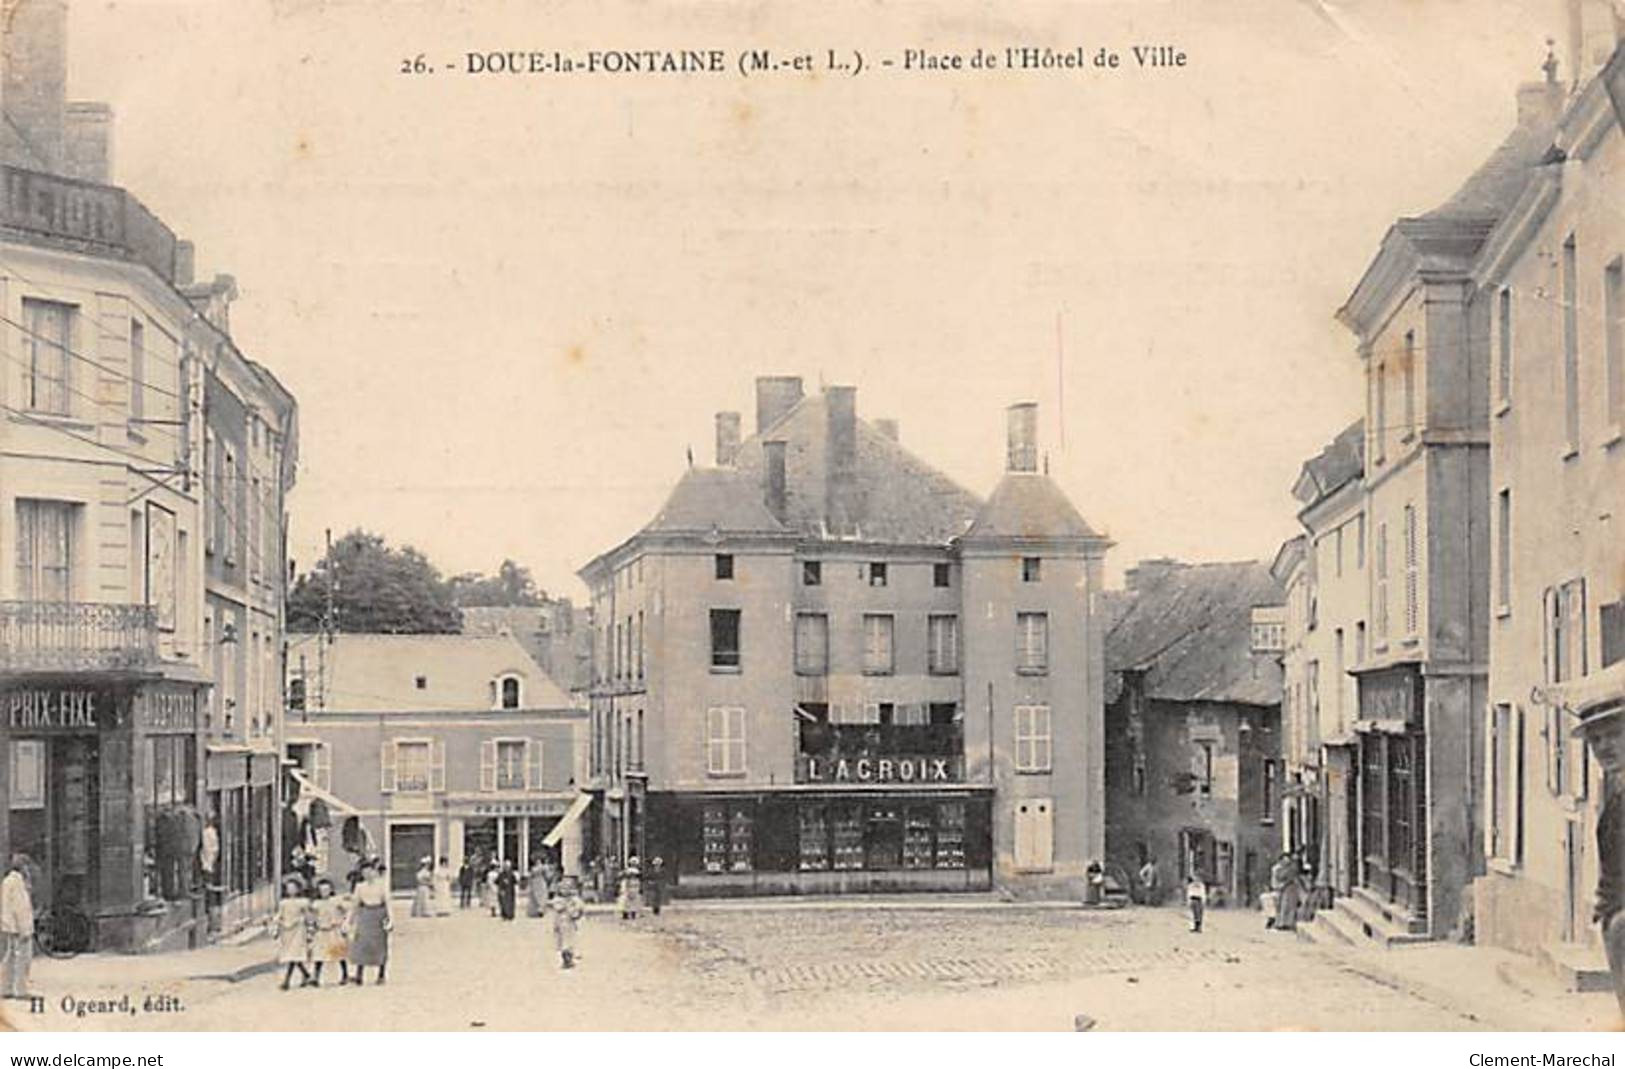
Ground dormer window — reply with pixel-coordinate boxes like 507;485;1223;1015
415;676;428;690
493;674;523;710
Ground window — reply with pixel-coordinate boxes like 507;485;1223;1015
1262;759;1279;822
706;707;746;776
15;499;74;601
1607;258;1623;432
1544;704;1587;802
1374;361;1387;464
1604;598;1625;669
1335;525;1345;578
1356;513;1366;570
1355;621;1367;664
928;614;959;675
868;562;887;587
1195;740;1214;796
1497;286;1513;406
392;741;432;792
1545;579;1587;684
803;561;821;586
1016;612;1048;674
702;804;754;872
1564;235;1580;452
21;298;72;415
414;675;428;690
635;610;644;680
1014;704;1052;772
1131;752;1146;796
1401;331;1416;441
1496;489;1512;611
1022;557;1042;582
862;613;894;674
129;319;145;421
497;675;522;709
1375;522;1390;640
1403;504;1419;637
710;608;741;670
10;740;45;810
795;612;829;675
495;740;525;790
933;562;951;588
1488;703;1523;865
288;677;307;712
715;553;734;580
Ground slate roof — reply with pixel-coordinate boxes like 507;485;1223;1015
1104;561;1284;707
964;471;1103;542
1424;82;1566;223
1296;419;1364;506
291;633;576;714
643;467;787;535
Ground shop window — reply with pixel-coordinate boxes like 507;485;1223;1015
1022;557;1041;582
1016;613;1048;674
868;562;888;587
702;804;753;872
928;614;959;675
710;609;741;670
715;553;734;580
935;803;966;869
862;613;894;675
705;706;746;776
831;805;864;870
803;561;821;586
933;562;951;588
798;806;830;871
865;804;903;869
9;741;45;809
1014;705;1052;772
795;613;829;675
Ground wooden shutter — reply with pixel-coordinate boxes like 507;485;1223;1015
380;740;397;793
1036;706;1052;771
1512;706;1526;865
430;738;446;792
529;739;545;790
1484;704;1498;859
480;739;496;792
707;708;725;774
1034;799;1054;871
315;742;332;792
728;708;746;774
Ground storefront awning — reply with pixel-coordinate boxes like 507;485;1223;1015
288;768;363;817
541;792;593;848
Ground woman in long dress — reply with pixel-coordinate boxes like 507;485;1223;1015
495;859;518;921
527;858;549;918
410;858;433;918
271;876;313;990
347;861;392;985
309;878;350;986
432;856;454;917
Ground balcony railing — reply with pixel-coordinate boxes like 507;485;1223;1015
1;166;179;283
0;601;159;672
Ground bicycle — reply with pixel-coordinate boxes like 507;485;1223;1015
34;904;93;959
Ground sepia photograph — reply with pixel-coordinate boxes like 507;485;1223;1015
0;0;1623;1044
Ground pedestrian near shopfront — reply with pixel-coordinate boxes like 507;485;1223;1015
1186;873;1208;933
411;857;433;918
1;854;35;1001
271;875;315;990
433;856;454;916
527;857;550;918
496;859;518;921
484;859;499;916
549;876;584;969
457;857;474;909
1268;852;1300;932
347;860;392;985
617;855;643;920
310;878;350;987
646;856;667;916
1137;856;1161;906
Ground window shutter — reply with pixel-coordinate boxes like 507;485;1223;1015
315;742;332;792
1034;799;1054;870
1545;706;1561;796
1542;587;1555;683
729;708;746;773
480;739;496;792
1484;705;1498;859
862;702;881;725
529;738;545;790
1512;706;1526;865
380;740;397;793
707;707;724;774
430;738;446;792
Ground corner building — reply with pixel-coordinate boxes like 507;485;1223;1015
579;378;1111;898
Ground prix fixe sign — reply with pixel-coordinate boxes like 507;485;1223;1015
800;755;960;784
5;688;101;730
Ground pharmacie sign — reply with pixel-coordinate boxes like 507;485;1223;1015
799;755;961;785
5;687;104;730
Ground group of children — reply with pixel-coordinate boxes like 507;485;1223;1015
269;858;393;990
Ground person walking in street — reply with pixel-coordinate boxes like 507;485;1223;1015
346;860;392;985
1;854;35;1001
433;856;453;917
310;878;350;987
457;857;474;910
411;857;433;918
1186;872;1208;933
1268;852;1300;932
617;855;643;921
271;875;315;990
646;856;667;917
485;859;499;917
549;875;584;969
496;859;518;921
527;857;550;918
1137;856;1161;906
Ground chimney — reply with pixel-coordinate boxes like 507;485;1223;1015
1125;558;1186;593
174;241;196;288
2;0;68;172
62;102;112;183
874;418;899;442
763;440;787;522
755;375;804;434
715;411;741;466
1006;402;1038;473
825;385;859;535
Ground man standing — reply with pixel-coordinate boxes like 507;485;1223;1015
1;855;35;1000
1185;871;1208;934
1577;699;1624;1015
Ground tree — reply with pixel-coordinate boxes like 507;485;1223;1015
287;529;461;634
449;558;546;607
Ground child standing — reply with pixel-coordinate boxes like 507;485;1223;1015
1186;872;1208;933
550;876;584;969
310;877;350;987
271;876;314;989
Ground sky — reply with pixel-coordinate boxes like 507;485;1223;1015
64;0;1574;602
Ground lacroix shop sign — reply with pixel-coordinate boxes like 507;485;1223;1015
797;754;964;784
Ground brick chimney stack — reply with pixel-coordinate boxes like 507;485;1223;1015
715;411;741;466
763;440;788;522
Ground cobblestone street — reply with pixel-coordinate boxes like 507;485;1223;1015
8;901;1616;1032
